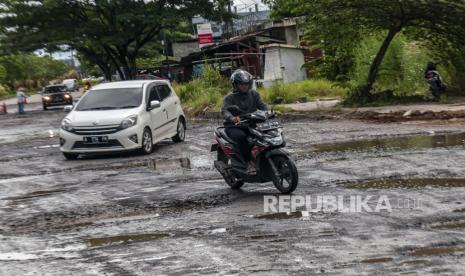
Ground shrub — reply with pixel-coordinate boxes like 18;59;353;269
0;84;12;99
172;64;230;115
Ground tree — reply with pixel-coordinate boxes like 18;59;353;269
265;0;465;100
0;0;231;80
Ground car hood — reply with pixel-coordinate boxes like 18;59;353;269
67;108;140;127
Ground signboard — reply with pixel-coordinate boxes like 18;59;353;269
197;23;213;48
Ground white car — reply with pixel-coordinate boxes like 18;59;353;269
62;79;79;91
59;80;186;159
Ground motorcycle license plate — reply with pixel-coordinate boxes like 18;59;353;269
257;119;280;131
83;136;109;144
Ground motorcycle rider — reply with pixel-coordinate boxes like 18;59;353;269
424;61;446;100
221;69;268;175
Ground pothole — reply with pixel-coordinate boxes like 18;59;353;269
406;246;465;257
430;220;465;230
360;257;393;264
254;211;303;220
312;132;465;153
2;189;68;201
84;232;170;247
348;178;465;189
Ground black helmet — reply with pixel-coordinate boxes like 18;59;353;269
427;62;437;71
230;69;253;87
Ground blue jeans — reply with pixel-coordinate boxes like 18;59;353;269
18;102;25;114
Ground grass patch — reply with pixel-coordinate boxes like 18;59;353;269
173;71;347;115
259;79;348;104
172;64;229;115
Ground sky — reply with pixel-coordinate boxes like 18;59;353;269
233;0;268;12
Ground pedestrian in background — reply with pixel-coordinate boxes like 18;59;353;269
16;87;28;114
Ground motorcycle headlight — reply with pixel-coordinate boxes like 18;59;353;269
61;118;73;132
120;115;138;129
266;134;283;146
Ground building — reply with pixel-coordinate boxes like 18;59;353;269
175;17;321;84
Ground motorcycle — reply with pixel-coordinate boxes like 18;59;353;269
211;106;298;194
425;67;446;100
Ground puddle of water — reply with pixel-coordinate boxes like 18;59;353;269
255;211;302;220
400;259;431;265
407;246;464;257
2;189;67;201
312;132;465;153
248;234;279;240
430;221;465;230
211;228;227;234
33;144;60;149
147;157;191;171
360;257;393;264
348;178;465;189
84;232;170;247
0;252;40;261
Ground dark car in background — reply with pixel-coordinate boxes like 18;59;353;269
42;85;73;110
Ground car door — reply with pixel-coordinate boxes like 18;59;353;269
146;85;167;140
156;84;177;134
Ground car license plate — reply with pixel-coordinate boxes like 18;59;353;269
83;136;109;144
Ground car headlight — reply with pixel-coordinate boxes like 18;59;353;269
61;118;73;132
120;115;138;129
64;94;71;99
43;96;51;101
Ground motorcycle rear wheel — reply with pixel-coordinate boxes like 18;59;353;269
217;149;245;190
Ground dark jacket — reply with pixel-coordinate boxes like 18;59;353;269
221;89;268;125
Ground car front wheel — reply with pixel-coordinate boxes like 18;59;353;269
63;152;79;160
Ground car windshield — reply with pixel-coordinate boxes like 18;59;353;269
75;88;143;111
44;86;67;93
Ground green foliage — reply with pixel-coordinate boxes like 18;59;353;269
0;54;69;89
349;34;429;96
267;0;465;104
0;84;12;99
1;0;231;80
172;64;230;115
259;79;348;104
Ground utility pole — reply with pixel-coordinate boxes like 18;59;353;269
226;0;233;38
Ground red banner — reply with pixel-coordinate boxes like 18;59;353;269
198;33;213;45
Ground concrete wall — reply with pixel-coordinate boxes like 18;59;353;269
172;41;200;59
263;45;307;88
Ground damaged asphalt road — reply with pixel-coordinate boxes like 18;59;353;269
0;110;465;275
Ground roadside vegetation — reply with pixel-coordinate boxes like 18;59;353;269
0;54;70;99
174;64;346;115
265;0;465;106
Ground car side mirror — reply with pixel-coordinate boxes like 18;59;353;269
149;100;161;110
64;105;73;112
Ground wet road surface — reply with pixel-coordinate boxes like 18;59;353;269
1;110;465;275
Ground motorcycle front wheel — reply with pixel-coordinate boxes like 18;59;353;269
271;155;298;194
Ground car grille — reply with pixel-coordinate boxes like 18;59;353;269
72;139;123;149
71;124;121;135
